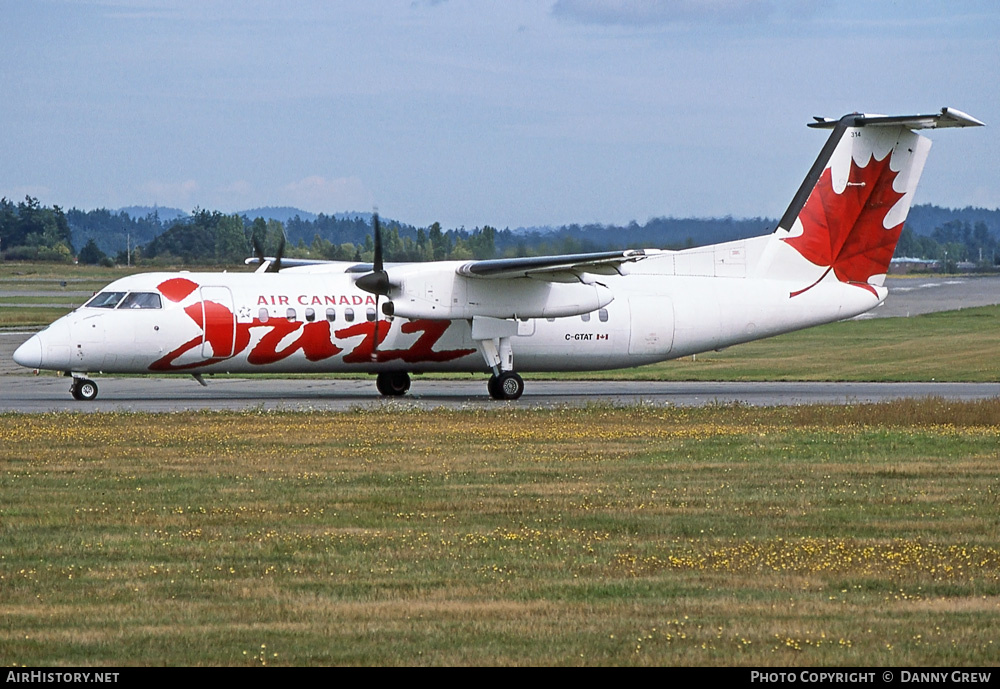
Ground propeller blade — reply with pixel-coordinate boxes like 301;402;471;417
272;229;286;273
355;211;392;295
372;212;383;273
251;234;265;263
366;212;388;361
249;222;286;273
371;295;381;362
251;233;269;272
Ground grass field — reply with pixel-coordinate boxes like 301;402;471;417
0;261;235;326
2;401;999;666
0;263;142;328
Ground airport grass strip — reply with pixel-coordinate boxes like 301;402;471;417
2;400;999;666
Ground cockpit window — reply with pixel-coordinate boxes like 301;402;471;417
85;291;127;309
117;292;162;309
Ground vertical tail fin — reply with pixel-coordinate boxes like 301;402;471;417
768;108;983;296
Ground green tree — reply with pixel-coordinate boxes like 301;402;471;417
448;237;473;260
468;225;497;259
428;222;450;260
77;238;107;265
214;214;247;264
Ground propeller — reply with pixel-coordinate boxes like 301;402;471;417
355;212;394;361
355;212;391;295
272;231;285;273
251;222;286;273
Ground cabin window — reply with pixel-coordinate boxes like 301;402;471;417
598;308;609;322
345;308;355;322
85;291;126;309
581;313;591;322
117;292;162;309
305;308;315;322
326;307;336;322
366;307;376;322
259;308;269;323
286;307;297;321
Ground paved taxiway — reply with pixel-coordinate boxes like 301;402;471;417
865;274;1000;318
1;274;998;411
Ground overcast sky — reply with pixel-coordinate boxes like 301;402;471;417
2;0;997;228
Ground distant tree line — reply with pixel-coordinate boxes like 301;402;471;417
66;207;165;264
139;212;504;265
2;196;999;270
895;220;999;270
0;197;75;262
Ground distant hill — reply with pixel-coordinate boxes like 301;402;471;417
237;207;377;224
238;207;318;223
500;216;776;254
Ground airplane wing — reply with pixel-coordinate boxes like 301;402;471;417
349;249;650;322
456;249;647;280
245;256;345;268
249;250;650;279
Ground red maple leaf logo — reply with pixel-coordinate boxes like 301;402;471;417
783;152;905;296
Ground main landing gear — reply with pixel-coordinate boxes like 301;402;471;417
70;377;99;401
487;371;524;401
472;317;524;401
376;371;411;397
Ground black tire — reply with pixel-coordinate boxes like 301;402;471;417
494;371;523;400
73;378;99;401
487;374;501;400
376;371;410;396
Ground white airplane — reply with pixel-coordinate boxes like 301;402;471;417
13;108;983;401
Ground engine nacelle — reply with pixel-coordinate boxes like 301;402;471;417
389;274;613;321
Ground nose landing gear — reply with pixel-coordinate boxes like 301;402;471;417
70;377;99;401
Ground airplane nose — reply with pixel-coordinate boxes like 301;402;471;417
13;334;42;369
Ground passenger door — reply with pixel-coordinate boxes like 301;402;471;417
199;286;236;358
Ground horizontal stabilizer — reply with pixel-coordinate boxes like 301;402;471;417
809;107;985;130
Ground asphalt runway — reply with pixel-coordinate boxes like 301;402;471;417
2;274;999;412
1;376;998;413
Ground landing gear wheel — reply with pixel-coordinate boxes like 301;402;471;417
489;371;524;401
71;378;99;401
376;371;411;397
